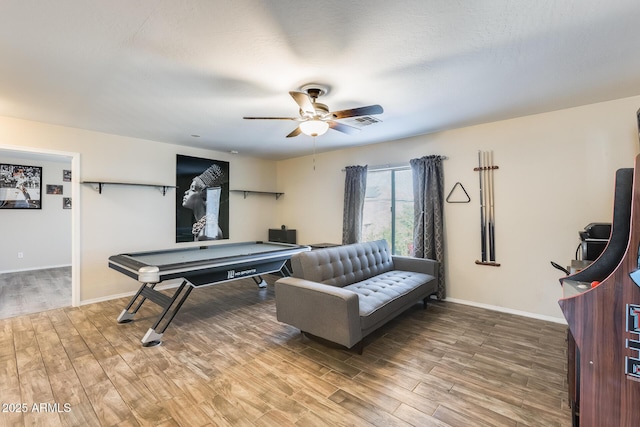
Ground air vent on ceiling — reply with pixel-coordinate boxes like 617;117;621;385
343;116;383;128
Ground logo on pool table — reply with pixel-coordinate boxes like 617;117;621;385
227;268;257;279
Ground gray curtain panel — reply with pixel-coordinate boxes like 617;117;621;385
410;155;445;299
342;165;368;245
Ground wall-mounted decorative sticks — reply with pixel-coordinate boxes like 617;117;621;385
474;150;500;267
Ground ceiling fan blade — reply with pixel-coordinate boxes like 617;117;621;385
289;91;316;115
329;121;360;135
243;116;298;120
286;126;302;138
330;104;383;119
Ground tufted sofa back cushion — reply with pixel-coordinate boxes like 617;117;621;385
291;240;394;287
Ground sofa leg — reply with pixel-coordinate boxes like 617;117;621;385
423;297;428;309
355;340;364;355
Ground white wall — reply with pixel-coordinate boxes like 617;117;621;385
0;154;72;272
0;116;280;302
3;94;639;318
276;96;640;321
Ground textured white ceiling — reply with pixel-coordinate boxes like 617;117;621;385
1;0;640;160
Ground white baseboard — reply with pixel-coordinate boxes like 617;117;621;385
80;280;183;306
444;297;567;325
80;283;567;325
0;264;72;274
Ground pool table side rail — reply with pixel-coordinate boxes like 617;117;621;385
108;242;310;284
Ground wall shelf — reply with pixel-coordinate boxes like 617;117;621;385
231;189;284;200
82;181;176;196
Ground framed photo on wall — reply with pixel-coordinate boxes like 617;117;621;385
46;184;63;195
0;163;42;209
176;155;230;242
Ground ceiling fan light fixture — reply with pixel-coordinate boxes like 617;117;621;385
243;83;382;138
299;119;329;137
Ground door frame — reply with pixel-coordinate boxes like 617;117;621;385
0;145;80;307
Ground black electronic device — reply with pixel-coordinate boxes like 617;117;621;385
581;239;608;261
269;228;297;244
579;223;611;261
579;223;611;240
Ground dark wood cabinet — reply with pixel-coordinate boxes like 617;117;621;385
559;158;640;426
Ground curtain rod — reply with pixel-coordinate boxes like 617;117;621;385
343;156;448;172
368;163;410;172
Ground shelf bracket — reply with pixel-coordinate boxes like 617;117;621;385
231;190;284;200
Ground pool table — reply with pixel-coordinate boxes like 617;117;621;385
109;241;310;346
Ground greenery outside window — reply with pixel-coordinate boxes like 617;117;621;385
362;167;414;255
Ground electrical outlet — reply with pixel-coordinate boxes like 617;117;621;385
17;252;23;259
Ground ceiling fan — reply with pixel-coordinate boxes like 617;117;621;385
243;84;383;138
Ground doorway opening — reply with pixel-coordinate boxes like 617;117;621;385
0;146;80;319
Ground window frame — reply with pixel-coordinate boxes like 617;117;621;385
362;165;413;255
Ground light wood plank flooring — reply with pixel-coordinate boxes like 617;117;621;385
0;274;571;426
0;267;71;319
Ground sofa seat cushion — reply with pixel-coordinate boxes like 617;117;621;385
343;270;435;330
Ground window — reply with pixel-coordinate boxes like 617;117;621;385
362;168;414;255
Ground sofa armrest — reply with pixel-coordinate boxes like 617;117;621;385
392;255;438;278
275;277;362;348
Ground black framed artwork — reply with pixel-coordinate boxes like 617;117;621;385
176;155;230;242
46;184;63;195
0;163;42;209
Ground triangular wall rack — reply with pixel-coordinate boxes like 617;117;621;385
446;182;470;203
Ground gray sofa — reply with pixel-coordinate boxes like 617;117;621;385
275;240;439;351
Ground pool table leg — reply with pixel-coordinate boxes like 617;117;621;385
252;276;268;288
141;281;194;346
281;263;292;276
141;328;164;347
116;280;195;346
117;282;158;323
